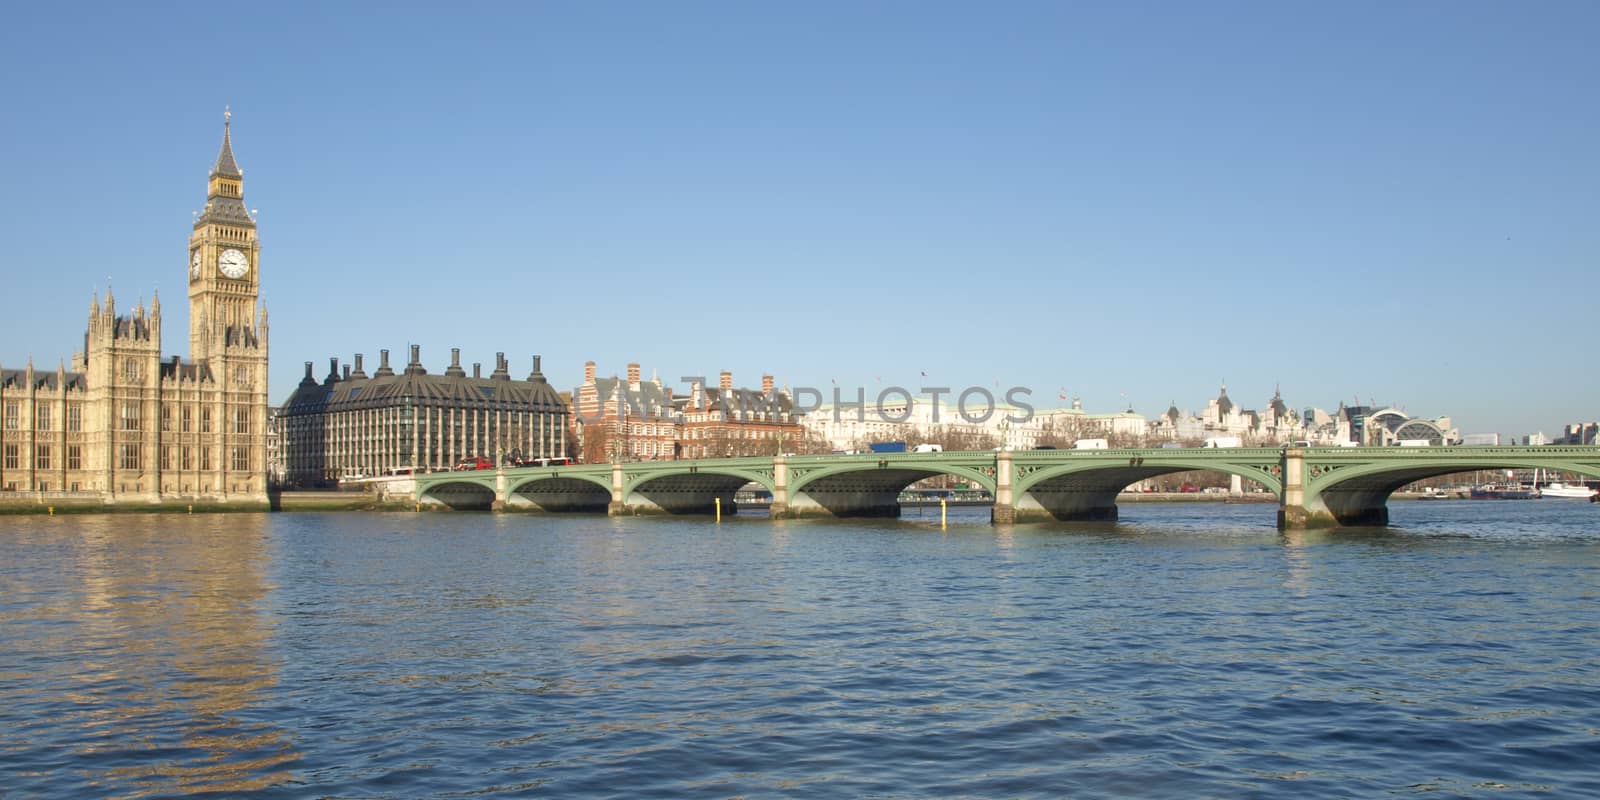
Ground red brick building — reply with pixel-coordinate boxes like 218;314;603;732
572;362;803;462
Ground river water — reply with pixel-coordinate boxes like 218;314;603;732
2;501;1597;798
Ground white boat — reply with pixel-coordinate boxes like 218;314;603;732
1538;482;1596;500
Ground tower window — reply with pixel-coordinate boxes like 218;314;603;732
35;405;51;431
119;444;140;471
182;407;192;432
120;402;140;431
3;444;18;469
2;402;16;430
67;405;81;432
67;446;81;471
35;445;51;470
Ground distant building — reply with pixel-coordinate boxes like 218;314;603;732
572;361;680;462
801;396;1023;451
677;371;802;459
1147;387;1457;447
572;363;802;462
1461;433;1502;446
1330;406;1457;446
1150;385;1308;444
1558;422;1597;445
1034;396;1148;444
1524;432;1550;446
276;347;566;485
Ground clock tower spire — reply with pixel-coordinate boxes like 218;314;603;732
188;107;260;363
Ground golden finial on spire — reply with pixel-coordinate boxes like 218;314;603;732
225;105;231;126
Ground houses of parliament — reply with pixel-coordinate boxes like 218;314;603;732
0;113;269;503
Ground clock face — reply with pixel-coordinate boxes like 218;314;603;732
191;250;201;279
218;248;249;279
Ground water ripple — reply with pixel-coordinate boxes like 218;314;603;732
0;502;1596;797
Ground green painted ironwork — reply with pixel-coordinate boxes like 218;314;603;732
411;445;1600;527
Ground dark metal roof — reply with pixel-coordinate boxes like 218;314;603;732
1269;390;1290;418
280;369;566;416
196;120;254;227
159;359;214;384
701;386;794;417
213;122;241;178
1;369;88;392
593;377;673;417
196;193;253;227
113;314;153;340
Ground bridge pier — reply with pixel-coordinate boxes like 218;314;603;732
771;454;790;518
1277;447;1341;529
607;462;625;516
490;468;509;511
991;450;1015;524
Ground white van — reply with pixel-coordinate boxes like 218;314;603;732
1201;436;1241;449
1073;439;1109;450
913;443;943;453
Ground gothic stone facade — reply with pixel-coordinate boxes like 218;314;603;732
0;117;269;502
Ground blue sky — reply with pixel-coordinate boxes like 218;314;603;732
2;1;1595;437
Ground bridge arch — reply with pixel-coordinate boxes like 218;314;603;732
1303;455;1600;526
621;466;777;516
417;478;499;511
1012;458;1284;521
785;458;998;518
506;474;614;513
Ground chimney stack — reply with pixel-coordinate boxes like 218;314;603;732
762;374;774;395
375;349;394;377
627;362;641;387
327;357;340;383
342;364;352;380
473;362;481;379
584;360;596;383
446;347;465;377
528;355;545;382
720;370;733;391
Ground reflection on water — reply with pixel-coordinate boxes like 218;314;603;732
1;500;1597;798
0;515;295;796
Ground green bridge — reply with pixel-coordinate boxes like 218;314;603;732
411;446;1600;529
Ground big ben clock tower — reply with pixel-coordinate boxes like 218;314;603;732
188;108;261;363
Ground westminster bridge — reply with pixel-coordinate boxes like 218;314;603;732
411;446;1600;529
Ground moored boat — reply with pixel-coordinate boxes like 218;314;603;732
1470;484;1539;500
1538;482;1597;500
